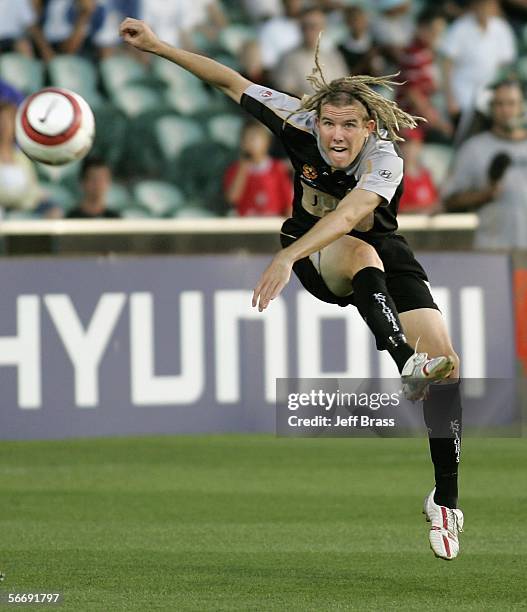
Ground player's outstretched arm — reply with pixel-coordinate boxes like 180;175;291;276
119;18;252;103
252;189;382;311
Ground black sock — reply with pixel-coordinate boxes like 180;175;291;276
423;380;462;508
351;267;414;372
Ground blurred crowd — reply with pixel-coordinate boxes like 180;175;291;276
0;0;527;248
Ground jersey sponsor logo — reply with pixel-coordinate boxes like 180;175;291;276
302;164;318;180
378;169;393;179
301;183;339;217
260;89;273;98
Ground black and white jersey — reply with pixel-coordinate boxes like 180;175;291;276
240;83;404;238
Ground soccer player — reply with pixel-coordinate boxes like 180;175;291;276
120;18;464;559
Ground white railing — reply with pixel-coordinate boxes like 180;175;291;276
0;214;478;236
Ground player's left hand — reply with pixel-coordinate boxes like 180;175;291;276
252;252;293;312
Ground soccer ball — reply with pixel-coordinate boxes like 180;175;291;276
15;88;95;166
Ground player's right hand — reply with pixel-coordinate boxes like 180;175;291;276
119;18;160;53
252;252;293;312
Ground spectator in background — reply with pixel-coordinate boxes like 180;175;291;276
443;81;527;249
440;0;517;126
241;0;283;23
35;0;102;56
422;0;465;22
338;5;384;77
272;6;348;98
92;0;140;56
223;121;292;217
0;94;41;215
371;0;415;70
258;0;302;74
398;128;439;214
0;0;54;60
397;8;453;142
238;39;265;85
193;0;229;44
139;0;227;52
67;157;121;218
137;0;187;49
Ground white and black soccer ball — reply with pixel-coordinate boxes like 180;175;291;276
15;87;95;166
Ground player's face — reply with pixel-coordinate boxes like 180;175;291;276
316;103;375;169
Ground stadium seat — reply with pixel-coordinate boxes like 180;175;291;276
218;24;256;55
35;159;82;187
164;84;212;115
100;55;148;94
155;115;206;160
90;103;128;169
112;85;165;117
173;205;218;218
515;56;527;81
133;180;185;216
207;113;243;149
48;55;103;108
176;141;236;213
106;183;131;212
120;205;152;218
38;182;76;211
5;210;35;220
151;56;203;90
221;0;247;23
421;144;454;185
0;53;43;94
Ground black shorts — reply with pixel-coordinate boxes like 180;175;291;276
280;227;438;314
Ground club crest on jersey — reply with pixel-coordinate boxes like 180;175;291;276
260;90;273;98
378;169;392;179
302;164;318;180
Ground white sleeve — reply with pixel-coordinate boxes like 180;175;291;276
439;21;462;60
441;139;486;198
498;20;517;64
441;136;492;198
19;0;36;29
356;153;403;205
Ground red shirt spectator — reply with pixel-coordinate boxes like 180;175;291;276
224;158;292;216
399;127;439;213
399;167;439;213
396;9;452;140
224;120;293;216
398;38;436;98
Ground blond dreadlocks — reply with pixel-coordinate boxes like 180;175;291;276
287;36;425;142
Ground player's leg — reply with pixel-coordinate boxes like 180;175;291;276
379;237;464;558
400;307;462;497
316;235;416;370
398;308;463;559
398;308;459;376
317;235;453;381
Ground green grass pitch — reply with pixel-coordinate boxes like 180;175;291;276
0;435;525;611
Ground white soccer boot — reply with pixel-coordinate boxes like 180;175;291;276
401;353;455;401
423;488;464;560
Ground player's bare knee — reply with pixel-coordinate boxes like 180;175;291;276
347;242;383;276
